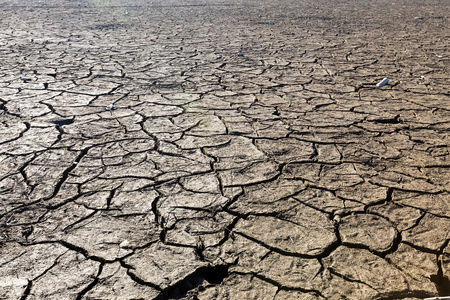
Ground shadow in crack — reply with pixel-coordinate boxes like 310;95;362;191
430;274;450;296
156;265;230;300
51;118;74;126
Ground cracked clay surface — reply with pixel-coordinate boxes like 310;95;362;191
1;0;450;299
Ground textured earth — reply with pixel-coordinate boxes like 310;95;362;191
1;0;449;299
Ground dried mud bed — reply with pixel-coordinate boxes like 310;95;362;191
0;0;449;299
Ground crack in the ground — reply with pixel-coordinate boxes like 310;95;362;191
75;262;104;300
237;271;327;299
